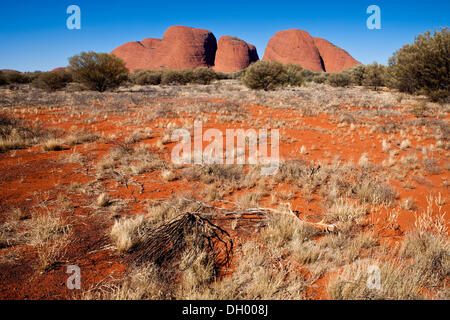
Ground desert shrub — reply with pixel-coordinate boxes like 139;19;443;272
388;28;449;101
242;60;287;90
0;73;7;86
68;51;129;92
215;72;231;80
133;70;162;85
312;73;328;84
191;67;216;84
34;70;72;91
327;72;351;87
161;69;191;85
284;63;304;86
363;62;386;89
4;71;32;84
347;64;366;85
231;69;246;80
301;69;315;82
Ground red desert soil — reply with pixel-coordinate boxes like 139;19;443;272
0;87;448;299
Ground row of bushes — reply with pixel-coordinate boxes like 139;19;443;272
301;28;449;101
1;28;447;100
241;61;305;90
301;63;387;89
1;52;233;91
131;67;229;86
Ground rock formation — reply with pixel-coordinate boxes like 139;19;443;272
263;29;359;72
111;26;217;72
111;26;359;73
312;37;360;73
263;29;324;72
214;36;259;73
110;41;154;72
148;26;217;70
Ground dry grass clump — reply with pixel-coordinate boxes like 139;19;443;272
184;164;244;185
82;264;172;300
97;144;166;176
27;212;72;246
422;158;443;175
41;138;66;151
26;212;72;272
0;219;21;248
0;115;51;152
400;230;449;290
261;210;316;249
209;242;308;299
96;192;112;207
326;198;368;224
124;128;153;144
110;215;149;252
238;191;262;209
355;178;398;205
327;259;424;300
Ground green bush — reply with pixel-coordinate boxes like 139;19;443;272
215;72;232;80
0;72;7;86
160;69;193;85
312;73;328;84
231;69;246;80
388;28;449;101
347;65;366;86
133;70;162;85
4;71;32;84
327;72;351;87
192;67;217;84
301;69;315;82
284;63;304;86
34;70;72;91
242;61;287;90
68;52;129;92
363;62;386;90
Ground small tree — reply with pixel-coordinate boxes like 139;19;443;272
34;70;72;91
133;70;162;85
348;65;366;86
327;72;350;87
312;73;328;84
388;28;449;101
68;52;129;92
0;72;7;86
284;63;304;86
4;71;32;84
161;69;191;85
242;61;287;90
363;62;386;90
192;67;217;84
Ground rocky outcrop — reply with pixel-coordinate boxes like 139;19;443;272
110;41;154;72
111;26;359;73
214;36;259;73
263;29;359;72
312;37;360;72
111;26;217;72
149;26;217;70
263;29;324;72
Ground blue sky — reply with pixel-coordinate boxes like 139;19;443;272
0;0;448;71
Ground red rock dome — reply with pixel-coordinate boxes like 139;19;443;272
148;26;217;70
312;37;360;72
110;41;154;72
214;36;259;73
263;29;324;72
263;29;360;72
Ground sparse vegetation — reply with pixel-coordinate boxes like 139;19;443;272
68;51;129;91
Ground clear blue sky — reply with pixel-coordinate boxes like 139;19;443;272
0;0;448;71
